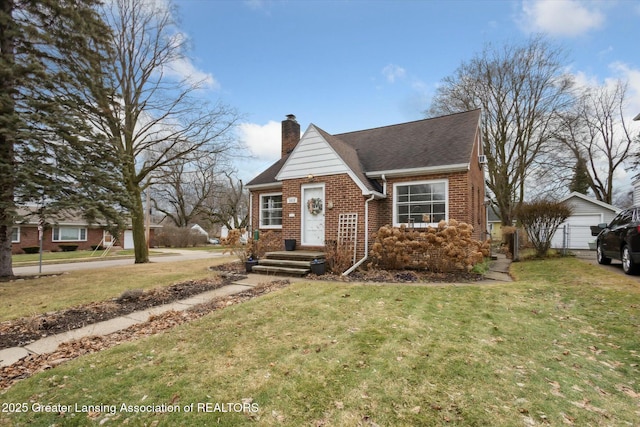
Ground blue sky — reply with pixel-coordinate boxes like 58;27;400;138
172;0;640;183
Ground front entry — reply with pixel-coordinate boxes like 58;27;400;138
302;184;325;246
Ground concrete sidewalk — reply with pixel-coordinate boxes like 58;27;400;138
483;252;513;282
0;274;286;368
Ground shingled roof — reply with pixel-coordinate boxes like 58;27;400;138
246;109;481;188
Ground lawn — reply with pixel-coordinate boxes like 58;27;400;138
1;257;639;426
0;257;232;321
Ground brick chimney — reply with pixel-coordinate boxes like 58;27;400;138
281;114;300;157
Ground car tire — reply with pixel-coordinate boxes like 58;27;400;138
621;245;639;275
596;243;611;265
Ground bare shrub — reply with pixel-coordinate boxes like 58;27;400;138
222;228;247;263
368;220;490;273
325;240;357;274
247;230;283;259
153;225;208;248
517;200;572;257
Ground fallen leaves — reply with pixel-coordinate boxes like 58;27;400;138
0;279;290;390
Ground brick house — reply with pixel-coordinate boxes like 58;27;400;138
246;110;486;270
10;207;159;254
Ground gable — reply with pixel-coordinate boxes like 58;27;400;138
561;192;620;215
276;125;351;180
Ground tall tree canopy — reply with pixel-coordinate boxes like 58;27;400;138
0;0;123;278
427;36;574;226
556;80;638;204
83;0;240;263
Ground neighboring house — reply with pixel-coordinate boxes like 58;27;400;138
550;192;620;250
246;111;486;267
487;206;507;241
11;207;160;254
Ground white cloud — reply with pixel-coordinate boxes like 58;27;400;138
238;121;282;160
518;0;604;37
382;64;406;83
609;62;640;121
165;57;219;90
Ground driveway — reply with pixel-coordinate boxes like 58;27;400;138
573;249;640;279
12;249;228;276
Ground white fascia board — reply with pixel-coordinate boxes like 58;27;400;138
245;182;283;191
366;163;470;178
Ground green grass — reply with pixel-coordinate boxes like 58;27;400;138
0;257;233;321
11;249;134;264
1;257;639;426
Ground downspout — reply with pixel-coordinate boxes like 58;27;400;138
342;174;387;276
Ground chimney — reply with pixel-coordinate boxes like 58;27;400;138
281;114;300;157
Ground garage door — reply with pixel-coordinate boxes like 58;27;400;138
551;215;601;250
123;230;134;249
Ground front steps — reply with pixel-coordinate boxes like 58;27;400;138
251;251;325;276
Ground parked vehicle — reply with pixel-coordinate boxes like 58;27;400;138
208;238;220;245
592;207;640;274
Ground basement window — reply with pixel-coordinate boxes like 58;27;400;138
260;193;282;228
393;180;448;227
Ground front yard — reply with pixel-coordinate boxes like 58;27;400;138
0;257;639;426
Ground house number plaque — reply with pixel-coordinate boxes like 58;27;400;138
287;197;298;204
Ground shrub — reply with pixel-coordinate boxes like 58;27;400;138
22;246;41;254
325;239;356;274
91;245;105;251
222;228;248;263
58;244;78;252
153;225;208;248
368;220;490;273
516;200;572;257
247;230;282;259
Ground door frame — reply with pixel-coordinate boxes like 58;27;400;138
301;183;325;247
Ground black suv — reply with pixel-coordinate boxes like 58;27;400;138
593;207;640;275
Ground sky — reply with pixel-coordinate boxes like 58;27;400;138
171;0;640;187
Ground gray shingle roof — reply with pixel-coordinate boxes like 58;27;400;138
246;109;480;188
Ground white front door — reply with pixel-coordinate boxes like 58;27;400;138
302;184;325;246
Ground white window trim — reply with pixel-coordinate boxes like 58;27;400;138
11;227;20;243
52;226;88;242
393;179;448;228
259;192;283;229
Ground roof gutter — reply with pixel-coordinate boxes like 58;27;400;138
343;174;387;276
366;163;469;178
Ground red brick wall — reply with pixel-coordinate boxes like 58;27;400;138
249;153;487;259
12;226;106;254
250;175;373;259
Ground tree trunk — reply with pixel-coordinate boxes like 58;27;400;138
0;0;15;278
130;189;149;264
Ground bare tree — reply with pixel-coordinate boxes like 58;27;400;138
84;0;240;263
211;172;249;230
150;149;229;228
427;36;574;226
556;80;638;204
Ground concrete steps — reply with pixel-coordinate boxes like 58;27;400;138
251;250;325;276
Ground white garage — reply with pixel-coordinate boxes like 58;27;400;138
550;192;620;250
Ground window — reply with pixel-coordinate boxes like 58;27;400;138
260;193;283;228
52;226;87;242
394;180;447;227
11;227;20;243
